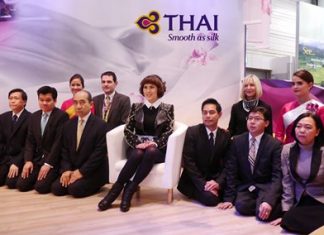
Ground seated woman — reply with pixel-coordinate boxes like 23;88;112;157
275;69;323;144
228;74;272;137
271;112;324;234
98;74;174;212
61;74;94;118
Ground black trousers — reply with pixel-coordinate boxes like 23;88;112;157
51;169;106;198
192;187;221;207
234;188;282;221
0;163;22;189
281;195;324;234
116;146;165;185
16;164;58;193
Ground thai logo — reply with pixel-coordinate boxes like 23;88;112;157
135;11;160;35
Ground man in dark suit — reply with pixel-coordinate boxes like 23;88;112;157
51;90;108;197
0;89;31;188
218;106;282;221
93;71;131;132
178;98;231;206
16;86;69;193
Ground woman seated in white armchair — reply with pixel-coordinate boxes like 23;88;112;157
98;74;174;212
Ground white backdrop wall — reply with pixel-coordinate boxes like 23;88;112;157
0;0;244;127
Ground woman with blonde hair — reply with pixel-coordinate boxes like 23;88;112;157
228;74;272;136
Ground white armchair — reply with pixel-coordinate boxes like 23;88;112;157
106;121;188;203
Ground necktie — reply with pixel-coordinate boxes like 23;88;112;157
103;96;111;122
76;119;84;150
11;114;18;130
12;114;18;122
209;132;215;148
248;137;256;173
41;113;49;136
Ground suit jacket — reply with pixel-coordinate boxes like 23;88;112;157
177;124;231;198
0;109;31;166
60;114;108;184
24;108;69;167
228;100;273;137
281;143;324;211
224;132;282;207
124;103;174;150
93;92;131;132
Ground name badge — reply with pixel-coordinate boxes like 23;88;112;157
248;185;256;192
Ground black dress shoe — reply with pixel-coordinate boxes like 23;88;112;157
120;181;138;212
98;182;124;211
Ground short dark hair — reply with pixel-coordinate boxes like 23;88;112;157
291;112;324;148
201;98;222;113
37;86;58;101
139;74;166;98
8;88;28;102
69;74;84;88
293;69;314;84
101;71;117;83
248;106;270;121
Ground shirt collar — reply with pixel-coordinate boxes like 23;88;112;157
105;91;116;101
205;127;217;138
249;132;264;144
78;111;91;124
12;109;24;118
42;110;52;117
144;99;161;109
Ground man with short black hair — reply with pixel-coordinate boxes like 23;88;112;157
177;98;231;206
218;106;282;222
0;88;31;188
16;86;69;193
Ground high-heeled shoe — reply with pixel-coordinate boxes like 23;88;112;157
98;182;124;211
120;181;138;212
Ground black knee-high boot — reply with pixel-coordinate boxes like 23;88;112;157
98;182;124;211
120;181;138;212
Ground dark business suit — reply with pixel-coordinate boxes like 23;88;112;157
224;132;282;221
16;108;69;193
0;109;31;188
280;143;324;234
177;124;230;206
51;114;108;197
228;100;273;137
93;92;131;132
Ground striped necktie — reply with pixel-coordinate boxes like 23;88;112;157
103;96;111;122
248;137;256;173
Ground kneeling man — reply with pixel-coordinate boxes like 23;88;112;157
218;107;282;221
177;98;231;206
51;90;108;197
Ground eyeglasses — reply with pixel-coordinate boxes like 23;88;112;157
247;116;264;121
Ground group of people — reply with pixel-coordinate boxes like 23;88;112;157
0;69;323;234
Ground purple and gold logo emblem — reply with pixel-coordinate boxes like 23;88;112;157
135;11;160;35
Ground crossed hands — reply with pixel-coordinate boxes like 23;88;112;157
204;180;220;196
136;141;157;149
60;169;83;187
